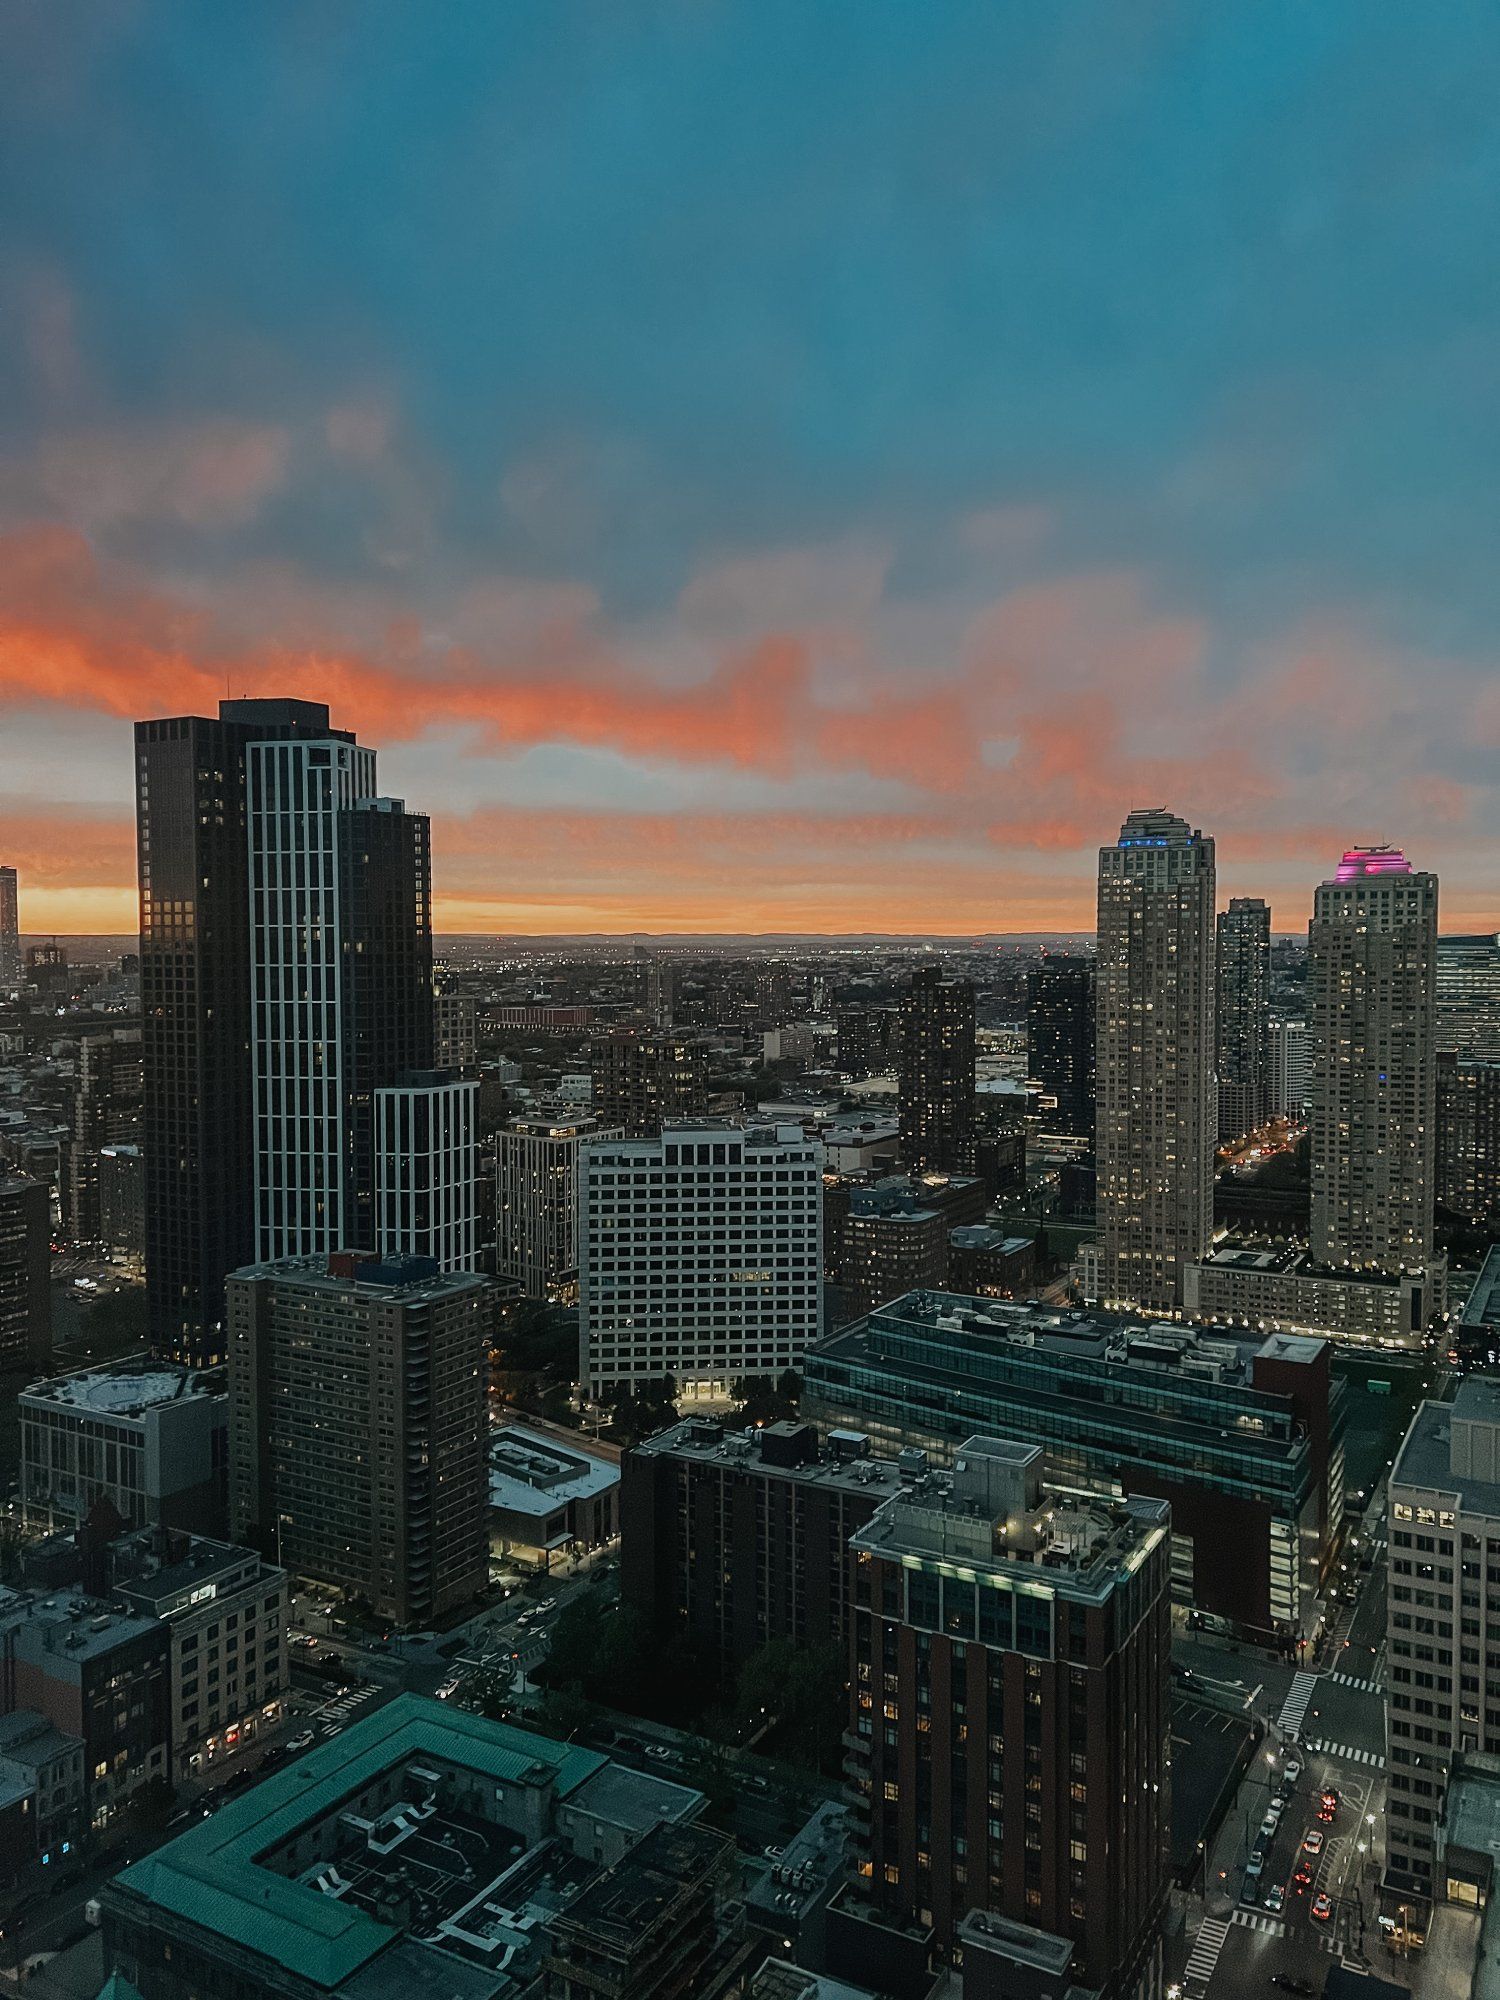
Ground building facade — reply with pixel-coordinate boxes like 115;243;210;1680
805;1289;1344;1644
0;1174;51;1373
621;1418;893;1675
848;1437;1171;1994
898;967;976;1175
591;1033;709;1139
0;864;18;989
1436;933;1500;1058
1384;1378;1500;1904
18;1361;228;1537
373;1072;478;1270
496;1113;625;1300
227;1253;490;1627
1268;1017;1310;1120
578;1121;823;1398
1435;1054;1500;1221
1026;956;1095;1142
1095;809;1216;1314
1216;896;1271;1140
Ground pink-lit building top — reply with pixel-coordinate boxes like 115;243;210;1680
1331;845;1412;884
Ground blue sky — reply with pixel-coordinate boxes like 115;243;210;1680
2;2;1497;930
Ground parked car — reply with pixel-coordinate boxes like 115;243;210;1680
1303;1829;1325;1856
287;1731;316;1753
1311;1892;1333;1923
1262;1883;1285;1914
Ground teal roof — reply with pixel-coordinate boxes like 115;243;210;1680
108;1695;606;1989
97;1974;146;2000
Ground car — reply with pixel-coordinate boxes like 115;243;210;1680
436;1676;461;1700
1283;1756;1303;1786
1259;1810;1281;1838
1319;1787;1339;1822
644;1744;677;1763
286;1731;316;1753
1293;1864;1313;1891
1271;1978;1314;1995
1302;1829;1325;1855
1311;1892;1333;1923
1263;1883;1285;1914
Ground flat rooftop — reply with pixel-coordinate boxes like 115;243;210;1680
1391;1391;1500;1520
629;1418;906;1500
1462;1246;1500;1334
0;1590;164;1664
20;1361;221;1416
487;1427;618;1520
234;1253;488;1304
114;1536;266;1614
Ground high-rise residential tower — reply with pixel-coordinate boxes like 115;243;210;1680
1026;955;1095;1141
1216;896;1271;1140
1308;847;1438;1275
1269;1017;1310;1119
0;865;19;989
136;700;354;1364
1435;932;1500;1058
1095;809;1216;1313
496;1112;625;1300
0;1175;51;1373
898;966;976;1174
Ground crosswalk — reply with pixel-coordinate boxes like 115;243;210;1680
1183;1916;1232;1990
1302;1735;1384;1768
1232;1909;1286;1937
1276;1669;1318;1740
1323;1669;1380;1692
319;1684;380;1728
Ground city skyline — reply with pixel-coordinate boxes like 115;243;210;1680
3;9;1500;936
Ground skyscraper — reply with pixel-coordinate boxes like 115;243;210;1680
1095;809;1216;1313
0;1174;51;1373
0;865;19;989
1435;1053;1500;1221
898;965;976;1173
374;1073;479;1271
1026;955;1095;1140
1308;846;1438;1275
1268;1016;1310;1119
136;700;354;1364
1435;932;1500;1057
1216;896;1271;1139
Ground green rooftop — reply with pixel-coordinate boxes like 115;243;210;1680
107;1695;607;1989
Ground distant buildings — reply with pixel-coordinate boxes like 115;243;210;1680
96;1143;145;1264
496;1112;625;1299
1436;1053;1500;1221
1095;809;1216;1313
1384;1377;1500;1903
621;1418;894;1675
1025;955;1094;1141
98;1695;728;2000
0;864;18;990
66;1027;142;1249
227;1252;491;1627
1436;932;1500;1057
1269;1016;1310;1120
590;1033;709;1138
1216;896;1271;1139
19;1360;227;1537
433;986;479;1070
805;1289;1344;1643
848;1436;1171;1990
898;967;976;1174
0;1173;50;1372
579;1121;822;1398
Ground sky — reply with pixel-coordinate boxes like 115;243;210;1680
2;2;1498;936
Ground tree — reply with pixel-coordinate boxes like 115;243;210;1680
733;1637;846;1772
731;1372;802;1428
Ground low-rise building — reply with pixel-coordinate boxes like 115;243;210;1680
946;1226;1035;1299
98;1694;727;2000
0;1710;86;1870
1183;1242;1440;1349
487;1423;619;1569
19;1361;228;1538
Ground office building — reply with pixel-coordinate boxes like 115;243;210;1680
136;698;353;1364
373;1072;478;1270
579;1121;823;1398
227;1253;490;1627
113;1532;289;1779
487;1422;620;1568
19;1360;228;1536
97;1695;726;2000
1310;846;1438;1273
0;864;18;989
621;1418;895;1675
495;1112;625;1300
898;967;976;1174
1217;896;1271;1139
848;1437;1170;1991
1026;956;1094;1141
0;1173;51;1372
1184;1242;1431;1346
1436;1053;1500;1221
805;1289;1344;1643
1269;1017;1310;1120
833;1183;956;1316
1384;1377;1500;1902
433;987;478;1070
0;1591;170;1828
1095;809;1216;1314
97;1143;145;1264
1436;933;1500;1058
591;1032;709;1138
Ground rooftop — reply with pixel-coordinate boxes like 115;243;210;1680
0;1590;164;1664
630;1417;906;1499
20;1360;222;1417
113;1534;270;1615
1462;1245;1500;1334
1391;1386;1500;1520
487;1426;619;1523
233;1252;489;1304
745;1801;849;1929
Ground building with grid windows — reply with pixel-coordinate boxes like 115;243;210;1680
1217;896;1271;1140
1384;1378;1500;1906
496;1112;625;1300
804;1289;1344;1644
1436;933;1500;1058
847;1437;1171;1991
898;967;976;1175
1436;1053;1500;1222
373;1072;478;1271
578;1121;822;1397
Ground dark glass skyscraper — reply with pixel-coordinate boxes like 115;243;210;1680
136;700;353;1364
899;965;976;1173
1216;895;1271;1139
1026;955;1095;1139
